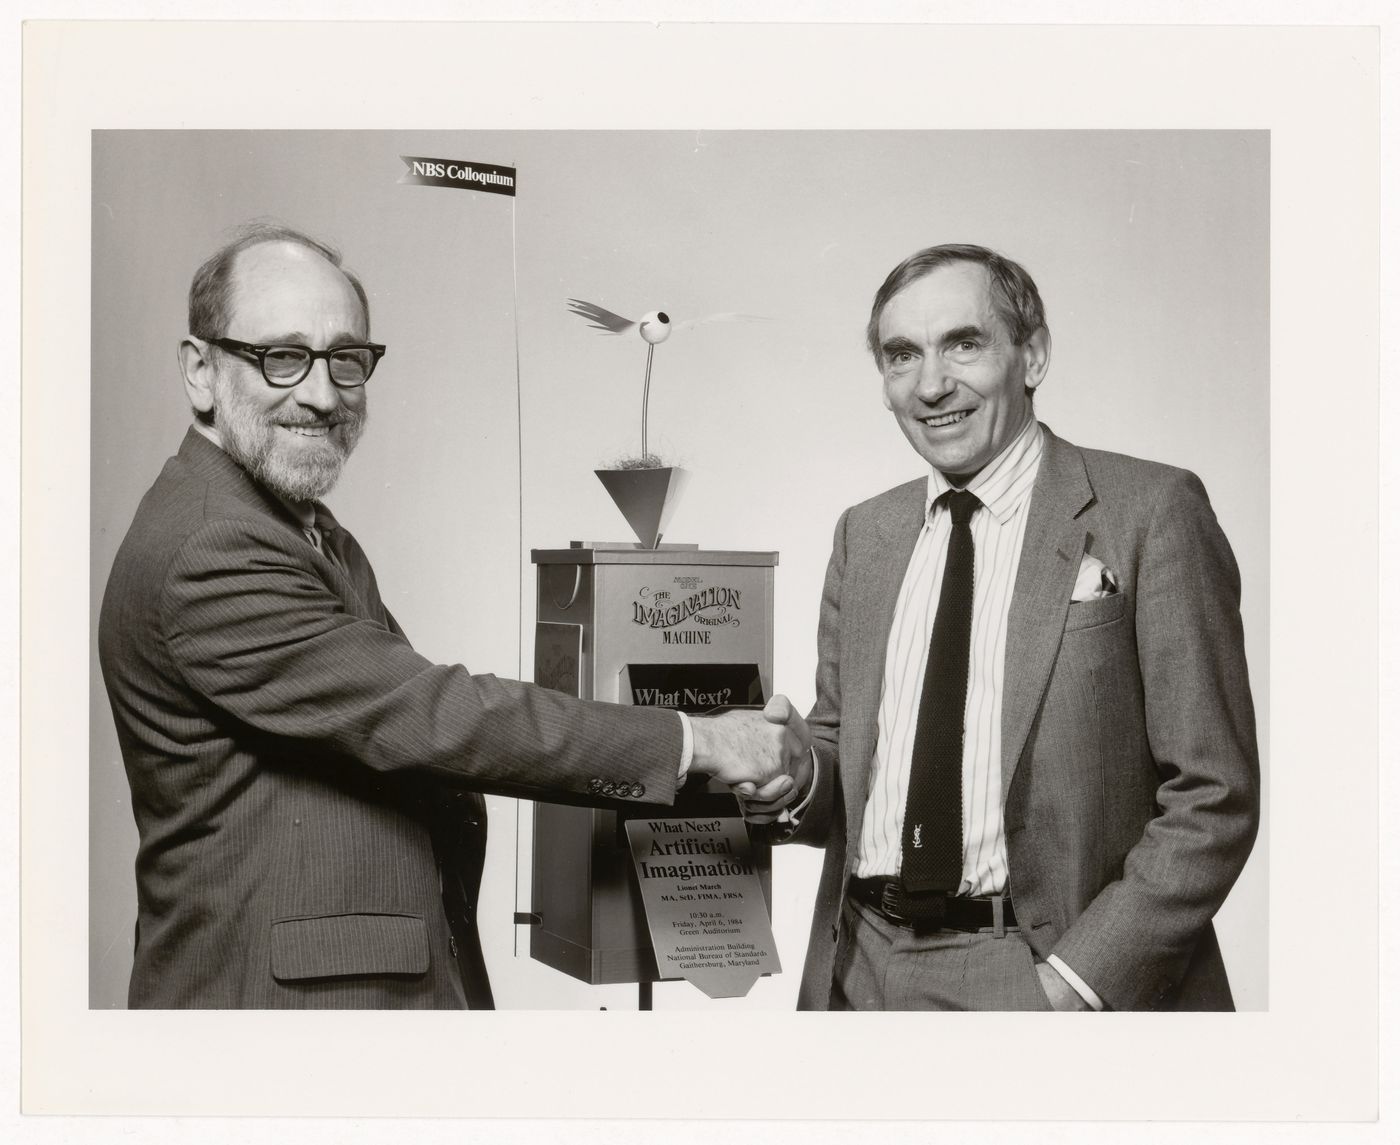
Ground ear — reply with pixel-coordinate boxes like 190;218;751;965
1021;326;1052;391
179;337;218;415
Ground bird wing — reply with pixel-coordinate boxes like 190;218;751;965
672;312;773;333
566;298;636;335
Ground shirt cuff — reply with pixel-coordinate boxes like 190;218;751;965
676;711;693;780
1046;954;1105;1011
774;747;819;829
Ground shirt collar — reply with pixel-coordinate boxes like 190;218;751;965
925;417;1044;526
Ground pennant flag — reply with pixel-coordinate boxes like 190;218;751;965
399;155;516;197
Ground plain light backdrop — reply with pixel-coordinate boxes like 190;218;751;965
89;129;1269;1011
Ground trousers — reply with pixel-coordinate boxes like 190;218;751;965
830;898;1055;1011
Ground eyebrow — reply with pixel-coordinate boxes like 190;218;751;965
940;325;987;348
879;335;921;359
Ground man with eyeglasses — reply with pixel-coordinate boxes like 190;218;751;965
98;223;806;1009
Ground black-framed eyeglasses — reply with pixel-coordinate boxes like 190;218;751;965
209;338;387;388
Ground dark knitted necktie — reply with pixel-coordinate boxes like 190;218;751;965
901;488;980;893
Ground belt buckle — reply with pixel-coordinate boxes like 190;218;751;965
879;881;908;924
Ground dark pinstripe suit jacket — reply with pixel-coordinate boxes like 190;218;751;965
790;427;1260;1011
99;429;681;1008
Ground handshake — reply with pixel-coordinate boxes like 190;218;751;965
686;695;813;824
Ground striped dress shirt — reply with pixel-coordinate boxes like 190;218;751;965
855;416;1044;894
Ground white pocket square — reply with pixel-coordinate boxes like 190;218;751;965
1071;553;1119;602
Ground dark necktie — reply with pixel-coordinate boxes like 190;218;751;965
313;514;347;571
901;488;980;894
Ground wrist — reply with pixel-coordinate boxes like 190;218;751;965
684;714;720;778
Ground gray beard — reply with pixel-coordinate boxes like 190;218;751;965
211;376;367;503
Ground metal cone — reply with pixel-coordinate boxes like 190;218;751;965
594;467;690;549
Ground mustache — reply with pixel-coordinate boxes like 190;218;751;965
275;410;362;428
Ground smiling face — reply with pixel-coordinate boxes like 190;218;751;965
188;240;369;502
878;260;1049;485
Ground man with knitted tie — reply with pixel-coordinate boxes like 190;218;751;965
757;244;1259;1011
98;223;804;1009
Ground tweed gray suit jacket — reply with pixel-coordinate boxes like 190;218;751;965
100;429;682;1008
789;426;1260;1012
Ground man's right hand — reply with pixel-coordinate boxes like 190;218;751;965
687;694;810;803
741;695;814;824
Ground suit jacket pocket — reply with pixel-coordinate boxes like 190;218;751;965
1063;593;1126;632
270;912;430;981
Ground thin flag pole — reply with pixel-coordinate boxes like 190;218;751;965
398;153;531;968
509;177;530;962
641;342;655;459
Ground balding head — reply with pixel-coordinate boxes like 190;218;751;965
187;221;370;342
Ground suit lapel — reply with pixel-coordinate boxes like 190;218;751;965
1001;429;1095;797
842;480;926;818
176;430;381;624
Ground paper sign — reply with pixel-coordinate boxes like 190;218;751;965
624;815;780;999
534;622;583;697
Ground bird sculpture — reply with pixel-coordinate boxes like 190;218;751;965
566;297;766;464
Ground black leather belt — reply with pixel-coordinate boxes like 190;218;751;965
849;877;1017;932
